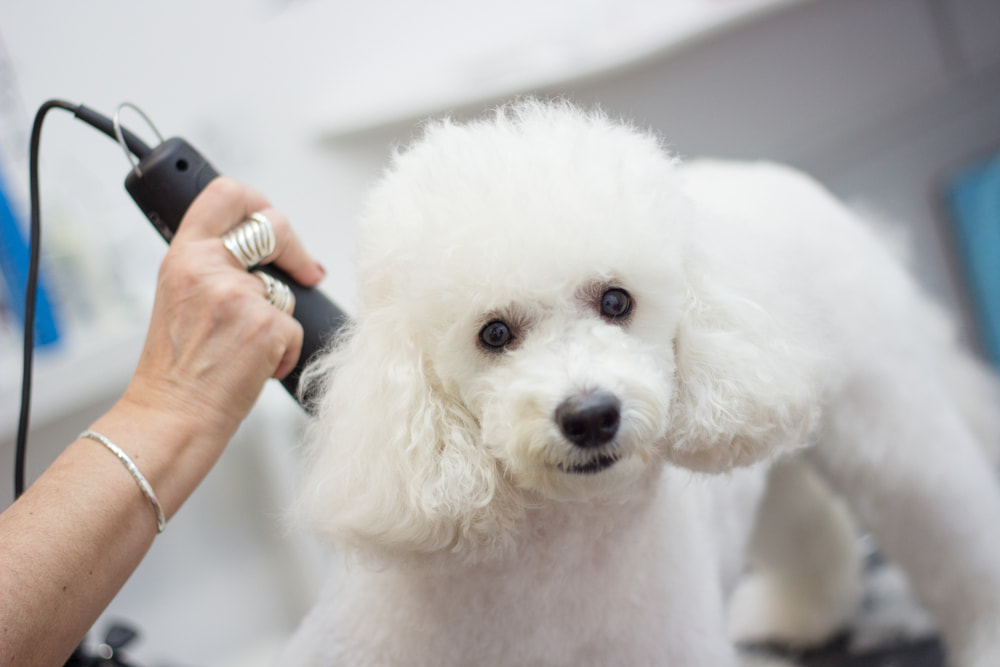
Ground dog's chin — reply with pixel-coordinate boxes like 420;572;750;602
529;453;651;501
557;452;621;475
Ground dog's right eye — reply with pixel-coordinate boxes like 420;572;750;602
600;287;632;320
479;320;513;350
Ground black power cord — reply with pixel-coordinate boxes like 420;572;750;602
15;100;151;499
15;99;76;499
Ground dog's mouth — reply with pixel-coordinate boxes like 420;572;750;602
557;452;621;475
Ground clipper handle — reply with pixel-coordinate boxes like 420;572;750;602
125;137;346;411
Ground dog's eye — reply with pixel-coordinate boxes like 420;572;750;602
600;288;632;320
480;320;514;350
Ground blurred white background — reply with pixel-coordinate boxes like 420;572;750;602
1;0;998;663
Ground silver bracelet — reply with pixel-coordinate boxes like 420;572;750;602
79;430;166;533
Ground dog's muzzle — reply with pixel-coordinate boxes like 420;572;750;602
555;391;621;474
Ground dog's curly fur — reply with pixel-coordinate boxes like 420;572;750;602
281;100;1000;666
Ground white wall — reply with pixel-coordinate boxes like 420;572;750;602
1;0;998;663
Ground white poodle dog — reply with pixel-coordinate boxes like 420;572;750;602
279;100;1000;666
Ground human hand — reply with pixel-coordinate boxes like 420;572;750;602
122;177;325;441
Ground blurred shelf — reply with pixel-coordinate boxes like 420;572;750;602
1;321;145;441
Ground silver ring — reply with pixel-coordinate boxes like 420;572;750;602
254;271;295;315
223;212;276;269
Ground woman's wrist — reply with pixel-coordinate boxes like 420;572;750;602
86;392;235;522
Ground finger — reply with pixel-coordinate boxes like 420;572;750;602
251;270;295;315
273;317;305;380
251;208;325;286
173;177;271;241
239;270;303;378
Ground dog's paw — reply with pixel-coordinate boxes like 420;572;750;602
954;645;1000;667
963;645;1000;667
728;573;850;648
846;563;934;652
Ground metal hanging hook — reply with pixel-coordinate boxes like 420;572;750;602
113;102;164;178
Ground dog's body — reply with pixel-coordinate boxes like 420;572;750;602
281;101;1000;666
283;467;767;666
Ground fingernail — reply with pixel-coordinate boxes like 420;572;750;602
316;263;326;279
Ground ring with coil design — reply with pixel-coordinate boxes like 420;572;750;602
223;212;276;268
254;270;295;314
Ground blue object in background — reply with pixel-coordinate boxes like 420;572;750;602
0;161;62;347
946;150;1000;368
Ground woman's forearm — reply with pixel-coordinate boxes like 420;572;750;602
0;400;224;666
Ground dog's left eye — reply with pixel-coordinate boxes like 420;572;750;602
480;320;514;350
600;288;632;320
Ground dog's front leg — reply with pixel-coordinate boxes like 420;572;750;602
808;374;1000;667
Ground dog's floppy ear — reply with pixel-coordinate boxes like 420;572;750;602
666;260;822;472
294;309;519;558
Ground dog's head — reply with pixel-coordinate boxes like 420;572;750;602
296;100;818;558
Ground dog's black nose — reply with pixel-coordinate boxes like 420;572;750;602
555;391;621;449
